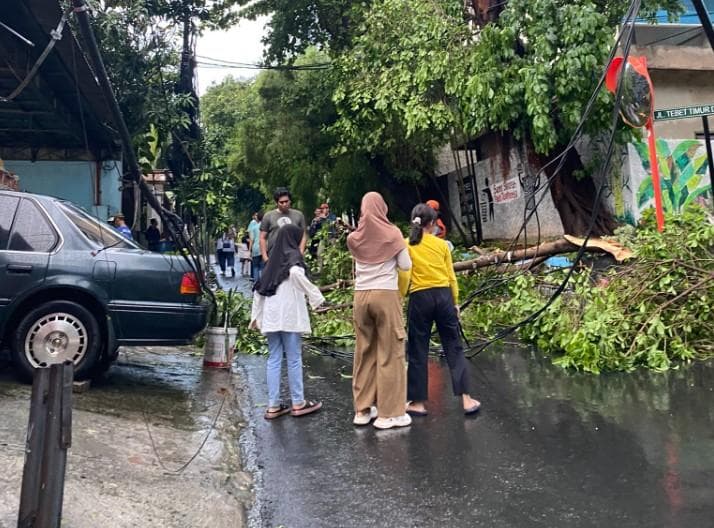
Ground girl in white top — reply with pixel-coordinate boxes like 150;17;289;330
250;224;325;419
238;235;252;276
347;192;412;430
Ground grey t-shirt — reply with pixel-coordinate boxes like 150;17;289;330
261;208;306;254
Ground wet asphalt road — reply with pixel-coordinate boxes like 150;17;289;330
237;347;714;528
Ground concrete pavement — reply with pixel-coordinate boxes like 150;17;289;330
0;346;251;528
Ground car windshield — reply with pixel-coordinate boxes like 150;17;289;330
57;202;140;249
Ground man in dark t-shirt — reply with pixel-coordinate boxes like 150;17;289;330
260;188;306;261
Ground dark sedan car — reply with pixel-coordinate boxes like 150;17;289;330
0;190;208;380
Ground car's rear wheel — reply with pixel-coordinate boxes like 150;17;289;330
12;301;101;381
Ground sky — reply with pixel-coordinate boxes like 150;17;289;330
195;15;269;96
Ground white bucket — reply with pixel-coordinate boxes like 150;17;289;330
204;327;238;368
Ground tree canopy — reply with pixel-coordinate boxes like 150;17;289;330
93;0;250;152
199;0;687;232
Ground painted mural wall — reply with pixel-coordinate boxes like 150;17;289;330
3;160;122;221
444;139;712;242
618;139;713;223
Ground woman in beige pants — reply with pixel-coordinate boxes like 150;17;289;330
347;192;412;430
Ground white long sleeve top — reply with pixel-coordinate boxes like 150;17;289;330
250;266;325;334
354;248;412;291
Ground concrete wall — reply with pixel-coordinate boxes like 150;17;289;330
4;160;122;220
470;153;564;241
438;136;713;242
648;70;714;138
438;145;564;242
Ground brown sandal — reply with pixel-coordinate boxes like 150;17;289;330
290;399;323;417
264;404;291;420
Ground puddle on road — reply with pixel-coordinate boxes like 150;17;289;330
487;347;714;461
0;346;234;433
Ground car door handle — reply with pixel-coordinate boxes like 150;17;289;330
7;264;33;274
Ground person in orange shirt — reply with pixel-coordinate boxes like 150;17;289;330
425;199;447;239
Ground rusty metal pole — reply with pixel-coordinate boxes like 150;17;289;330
17;368;50;527
17;362;73;528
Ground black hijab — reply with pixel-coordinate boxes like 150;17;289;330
254;223;306;296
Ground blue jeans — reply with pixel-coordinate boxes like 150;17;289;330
266;332;304;407
251;255;264;281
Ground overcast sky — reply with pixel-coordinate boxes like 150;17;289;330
195;15;269;95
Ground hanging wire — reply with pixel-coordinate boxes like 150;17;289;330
465;0;644;358
0;7;71;102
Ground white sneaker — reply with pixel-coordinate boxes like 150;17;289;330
373;413;412;430
353;406;378;426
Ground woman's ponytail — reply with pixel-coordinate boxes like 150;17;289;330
408;203;437;245
408;216;423;245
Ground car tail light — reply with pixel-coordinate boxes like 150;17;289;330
180;272;201;294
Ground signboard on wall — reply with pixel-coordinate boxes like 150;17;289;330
477;176;522;224
491;177;522;204
654;104;714;121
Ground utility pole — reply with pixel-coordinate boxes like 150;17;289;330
692;0;714;53
70;0;207;286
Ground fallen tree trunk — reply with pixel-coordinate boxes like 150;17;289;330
454;238;580;272
317;237;630;287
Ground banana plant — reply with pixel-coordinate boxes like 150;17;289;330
634;139;712;214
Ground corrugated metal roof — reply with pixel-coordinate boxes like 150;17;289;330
0;0;119;155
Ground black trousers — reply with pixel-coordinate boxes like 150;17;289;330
407;287;470;401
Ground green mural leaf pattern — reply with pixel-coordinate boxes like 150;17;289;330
634;140;712;214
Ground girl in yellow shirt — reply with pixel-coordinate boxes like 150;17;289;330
401;203;481;416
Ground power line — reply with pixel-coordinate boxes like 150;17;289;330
466;0;644;358
0;7;71;102
638;25;703;46
196;55;331;71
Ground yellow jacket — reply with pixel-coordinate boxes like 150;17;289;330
399;233;458;304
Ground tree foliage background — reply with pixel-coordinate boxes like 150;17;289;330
87;0;272;239
93;0;687;229
200;0;685;229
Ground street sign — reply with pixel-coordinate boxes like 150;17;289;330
654;104;714;121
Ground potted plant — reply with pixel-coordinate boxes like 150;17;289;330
204;289;240;368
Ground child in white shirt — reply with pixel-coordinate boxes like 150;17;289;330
250;224;326;419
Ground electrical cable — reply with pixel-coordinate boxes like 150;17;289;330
456;0;642;310
142;389;227;475
639;25;703;46
195;55;331;71
63;0;201;286
460;0;643;337
0;20;35;47
450;0;633;309
0;7;71;102
301;1;644;358
465;0;643;358
69;0;213;307
62;2;224;470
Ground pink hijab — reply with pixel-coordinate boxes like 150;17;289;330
347;192;405;264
